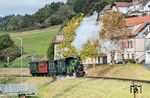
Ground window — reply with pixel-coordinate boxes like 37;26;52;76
122;54;124;60
127;54;129;59
127;40;133;48
130;41;133;48
127;41;130;48
148;5;150;7
132;54;134;59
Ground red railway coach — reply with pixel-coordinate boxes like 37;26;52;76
37;60;49;75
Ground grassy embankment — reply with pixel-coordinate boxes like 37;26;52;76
0;25;61;67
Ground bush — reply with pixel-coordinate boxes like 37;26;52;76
0;45;21;62
0;33;14;50
124;59;129;64
129;59;136;64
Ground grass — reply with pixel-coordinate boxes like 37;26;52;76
88;64;150;80
0;25;61;67
1;77;150;98
1;64;150;98
38;78;150;98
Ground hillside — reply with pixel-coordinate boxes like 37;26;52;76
0;25;61;67
0;0;133;32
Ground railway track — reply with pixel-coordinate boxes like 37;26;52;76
1;75;150;84
0;75;32;77
85;76;150;83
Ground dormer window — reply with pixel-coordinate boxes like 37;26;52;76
57;34;63;41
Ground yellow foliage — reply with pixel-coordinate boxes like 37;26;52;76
100;10;131;41
58;14;84;58
80;40;99;61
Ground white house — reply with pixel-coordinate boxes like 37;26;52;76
143;0;150;14
101;1;150;16
145;33;150;64
105;15;150;64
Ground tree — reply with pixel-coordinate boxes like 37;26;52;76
80;40;99;61
0;34;21;62
0;33;14;50
58;14;84;58
100;11;131;64
91;0;113;13
47;43;54;60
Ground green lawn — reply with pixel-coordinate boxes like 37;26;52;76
0;25;60;67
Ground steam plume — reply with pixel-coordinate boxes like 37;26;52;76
72;12;102;50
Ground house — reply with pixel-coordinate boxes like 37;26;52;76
105;15;150;64
52;34;63;59
100;1;150;16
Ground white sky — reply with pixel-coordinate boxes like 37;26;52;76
0;0;67;17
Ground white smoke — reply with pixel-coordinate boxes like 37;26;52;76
72;12;118;54
72;12;102;50
100;40;118;53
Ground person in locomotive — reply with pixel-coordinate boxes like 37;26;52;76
29;57;85;77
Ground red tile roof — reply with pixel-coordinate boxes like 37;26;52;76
125;15;150;26
125;15;150;35
114;2;133;7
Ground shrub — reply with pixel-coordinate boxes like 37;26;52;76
0;33;14;50
129;59;136;64
0;45;21;62
124;59;129;64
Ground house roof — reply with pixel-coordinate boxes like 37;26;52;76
52;37;61;44
125;15;150;26
140;0;150;6
114;2;134;7
102;5;113;11
125;15;150;35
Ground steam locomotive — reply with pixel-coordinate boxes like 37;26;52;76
29;57;85;77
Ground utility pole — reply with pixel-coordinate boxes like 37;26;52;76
17;37;23;85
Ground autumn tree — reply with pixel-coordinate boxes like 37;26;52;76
58;14;84;58
80;40;99;62
100;11;131;64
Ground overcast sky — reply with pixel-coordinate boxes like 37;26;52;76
0;0;67;17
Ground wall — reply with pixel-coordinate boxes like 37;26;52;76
144;1;150;12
